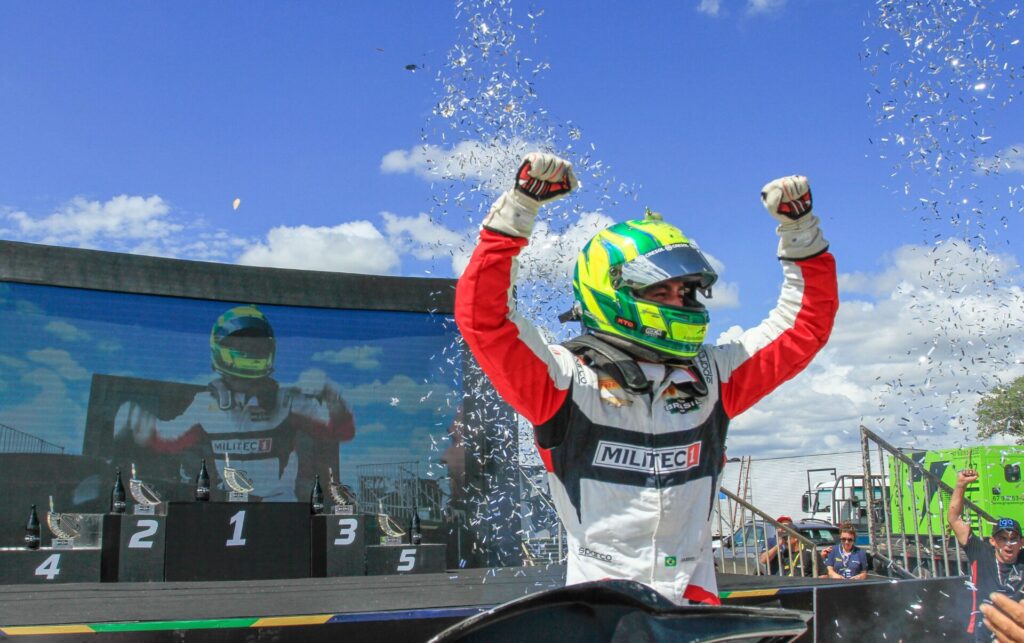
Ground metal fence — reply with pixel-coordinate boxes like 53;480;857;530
860;425;994;579
713;487;822;578
354;460;444;524
0;423;64;454
518;469;565;566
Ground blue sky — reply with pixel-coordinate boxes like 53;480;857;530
2;0;1024;457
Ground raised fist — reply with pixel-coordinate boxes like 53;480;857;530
761;175;813;224
957;468;979;487
514;152;577;202
482;151;578;238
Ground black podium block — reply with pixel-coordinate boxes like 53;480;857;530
365;544;446;575
311;513;368;577
116;514;167;581
0;547;103;584
164;502;310;581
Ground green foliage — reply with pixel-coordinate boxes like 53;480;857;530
976;376;1024;443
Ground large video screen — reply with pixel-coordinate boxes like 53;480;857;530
0;279;462;542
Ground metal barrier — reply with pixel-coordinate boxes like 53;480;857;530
518;469;565;565
713;487;821;578
355;460;445;524
860;425;995;579
0;422;64;454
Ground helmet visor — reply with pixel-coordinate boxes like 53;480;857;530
619;243;718;292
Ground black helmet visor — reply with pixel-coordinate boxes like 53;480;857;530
619;243;718;292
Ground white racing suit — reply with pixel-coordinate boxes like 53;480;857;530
115;378;355;500
454;228;838;605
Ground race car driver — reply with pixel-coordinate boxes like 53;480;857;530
114;304;355;501
454;152;838;605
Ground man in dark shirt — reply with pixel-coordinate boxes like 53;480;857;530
949;468;1024;641
759;516;823;578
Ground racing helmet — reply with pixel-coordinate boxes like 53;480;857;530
571;210;718;360
210;305;276;378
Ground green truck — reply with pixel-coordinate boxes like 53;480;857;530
888;445;1023;538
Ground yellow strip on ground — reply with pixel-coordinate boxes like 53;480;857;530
251;614;333;627
722;589;781;598
1;625;95;635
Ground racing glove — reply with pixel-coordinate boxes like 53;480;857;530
482;152;577;238
761;175;829;260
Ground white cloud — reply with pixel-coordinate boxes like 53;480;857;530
697;0;722;16
381;139;536;196
747;0;786;12
382;211;467;261
44;321;91;342
343;374;452;415
724;240;1024;458
6;195;180;247
0;367;84;452
312;345;384;371
25;348;90;381
236;220;401;274
975;143;1024;174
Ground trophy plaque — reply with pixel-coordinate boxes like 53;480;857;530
376;500;405;546
46;495;81;548
328;467;356;515
223;453;254;502
129;463;163;515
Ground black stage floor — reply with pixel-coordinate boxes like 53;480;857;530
0;567;835;628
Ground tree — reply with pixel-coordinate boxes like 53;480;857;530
976;376;1024;443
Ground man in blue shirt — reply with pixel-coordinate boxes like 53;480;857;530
823;523;868;580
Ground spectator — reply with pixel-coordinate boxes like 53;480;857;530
948;468;1024;641
759;516;823;578
823;523;868;580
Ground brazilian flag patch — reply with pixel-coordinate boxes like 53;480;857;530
665;556;677;567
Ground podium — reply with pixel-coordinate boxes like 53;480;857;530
310;513;368;577
114;513;167;581
0;547;105;584
365;544;446;575
163;502;310;581
0;514;120;583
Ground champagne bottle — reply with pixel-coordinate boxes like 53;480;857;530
195;459;211;502
111;469;127;514
25;504;41;550
310;474;324;515
410;505;422;546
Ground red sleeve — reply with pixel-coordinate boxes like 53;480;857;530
719;252;838;418
145;424;204;454
299;408;356;443
454;229;570;426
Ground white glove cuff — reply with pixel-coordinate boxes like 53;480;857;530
776;214;829;260
481;189;541;238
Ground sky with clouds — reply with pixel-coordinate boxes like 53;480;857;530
2;0;1024;460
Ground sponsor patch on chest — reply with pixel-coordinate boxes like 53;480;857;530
212;438;273;455
664;396;700;414
592;440;701;474
597;377;632;407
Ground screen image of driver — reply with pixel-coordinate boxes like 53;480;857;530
115;305;355;500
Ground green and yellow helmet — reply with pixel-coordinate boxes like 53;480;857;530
571;210;718;360
210;305;276;379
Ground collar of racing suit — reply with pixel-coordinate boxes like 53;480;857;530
567;332;709;398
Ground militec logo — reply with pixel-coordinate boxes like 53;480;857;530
593;440;701;474
212;438;273;455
